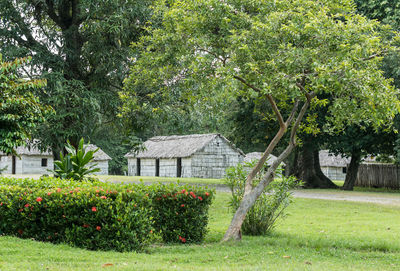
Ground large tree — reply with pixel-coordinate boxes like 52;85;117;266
0;55;50;155
0;0;152;159
122;0;400;241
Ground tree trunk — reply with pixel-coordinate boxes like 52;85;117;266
294;140;337;188
342;150;361;191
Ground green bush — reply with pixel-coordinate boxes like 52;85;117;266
225;161;300;235
0;177;215;248
149;183;214;243
0;184;152;252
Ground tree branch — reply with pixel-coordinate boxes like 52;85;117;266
233;75;285;128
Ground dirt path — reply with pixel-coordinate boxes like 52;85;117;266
292;190;400;206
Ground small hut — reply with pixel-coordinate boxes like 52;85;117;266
319;150;350;180
85;144;111;175
319;150;376;181
125;133;245;179
0;145;53;175
0;143;111;175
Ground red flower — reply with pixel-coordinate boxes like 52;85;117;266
47;192;52;196
18;208;23;212
179;236;186;243
198;196;203;201
56;188;61;193
0;202;3;206
180;204;185;207
19;197;23;201
24;203;30;208
83;224;89;228
100;196;107;199
96;190;100;193
96;226;101;231
36;197;43;202
17;229;23;235
205;192;210;197
189;191;196;199
91;206;97;212
181;189;186;194
163;194;167;198
69;191;74;194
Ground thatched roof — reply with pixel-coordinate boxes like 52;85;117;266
85;144;111;161
319;150;349;167
0;140;52;156
0;143;111;161
244;152;286;166
125;133;244;159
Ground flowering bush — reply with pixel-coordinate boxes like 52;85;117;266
0;177;215;249
0;184;152;252
149;183;214;243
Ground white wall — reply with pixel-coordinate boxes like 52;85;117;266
88;160;109;175
127;158;137;176
321;166;346;181
21;155;54;174
191;137;243;179
141;158;156;176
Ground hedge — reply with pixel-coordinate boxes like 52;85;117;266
0;177;215;251
150;183;214;243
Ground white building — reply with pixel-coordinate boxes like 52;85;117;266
319;150;376;181
0;143;111;175
125;133;245;179
85;144;111;175
0;145;53;175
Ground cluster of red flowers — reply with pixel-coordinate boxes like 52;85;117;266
178;235;186;243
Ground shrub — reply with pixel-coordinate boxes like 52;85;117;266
50;138;100;180
0;184;152;252
224;161;300;235
0;177;215;248
149;183;214;243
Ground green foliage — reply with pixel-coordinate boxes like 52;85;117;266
0;177;215;249
150;183;214;243
0;184;152;252
225;162;299;235
0;1;153;157
124;0;400;135
0;55;51;155
50;138;100;181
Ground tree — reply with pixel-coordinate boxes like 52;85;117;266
0;55;50;155
122;0;400;241
0;0;152;160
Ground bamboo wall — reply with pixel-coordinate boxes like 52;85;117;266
355;164;400;189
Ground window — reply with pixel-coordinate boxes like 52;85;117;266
155;158;160;176
342;167;347;174
177;158;182;177
41;158;48;167
136;158;141;176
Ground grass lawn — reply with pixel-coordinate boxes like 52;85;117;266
1;192;400;270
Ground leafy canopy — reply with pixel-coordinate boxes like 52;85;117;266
0;0;152;156
124;0;400;134
0;55;51;155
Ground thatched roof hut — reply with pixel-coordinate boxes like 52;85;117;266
125;133;244;178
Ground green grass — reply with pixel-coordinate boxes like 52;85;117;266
1;192;400;270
